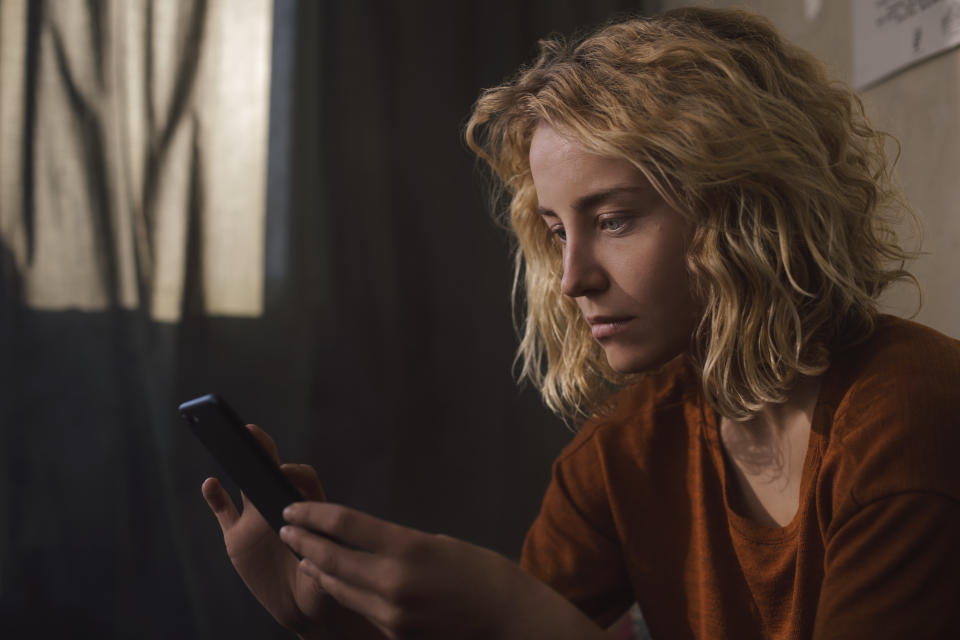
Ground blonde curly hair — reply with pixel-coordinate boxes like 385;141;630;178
465;7;918;424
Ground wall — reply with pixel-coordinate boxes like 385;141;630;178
662;0;960;339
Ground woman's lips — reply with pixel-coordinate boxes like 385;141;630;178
588;316;634;340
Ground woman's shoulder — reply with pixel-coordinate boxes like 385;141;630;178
829;314;960;421
555;355;698;465
857;313;960;362
821;314;960;509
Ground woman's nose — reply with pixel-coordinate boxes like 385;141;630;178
560;240;607;298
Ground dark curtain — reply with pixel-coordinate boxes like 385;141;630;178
0;0;657;637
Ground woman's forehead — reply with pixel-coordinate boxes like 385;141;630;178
530;124;650;199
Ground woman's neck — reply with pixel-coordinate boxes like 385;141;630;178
719;374;822;479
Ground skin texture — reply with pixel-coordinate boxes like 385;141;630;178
528;122;701;375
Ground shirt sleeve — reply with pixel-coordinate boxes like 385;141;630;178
813;491;960;639
520;438;635;628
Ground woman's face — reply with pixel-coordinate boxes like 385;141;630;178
529;122;700;374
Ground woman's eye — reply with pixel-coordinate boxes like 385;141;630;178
551;226;567;242
600;217;627;232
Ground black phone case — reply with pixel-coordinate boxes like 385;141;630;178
179;394;304;534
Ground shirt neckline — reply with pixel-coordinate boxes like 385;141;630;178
697;367;839;544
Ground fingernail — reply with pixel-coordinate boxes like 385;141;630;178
283;505;297;520
279;525;291;539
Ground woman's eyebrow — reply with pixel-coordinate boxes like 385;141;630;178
537;185;652;217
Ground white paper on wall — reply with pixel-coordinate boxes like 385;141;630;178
853;0;960;88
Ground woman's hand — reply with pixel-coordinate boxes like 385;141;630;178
280;503;608;640
201;425;341;637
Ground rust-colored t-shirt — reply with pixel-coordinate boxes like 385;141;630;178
521;315;960;639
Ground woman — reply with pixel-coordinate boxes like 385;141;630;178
202;7;960;639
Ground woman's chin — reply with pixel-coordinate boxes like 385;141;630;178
602;343;686;375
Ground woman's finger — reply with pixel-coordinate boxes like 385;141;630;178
281;463;327;501
280;525;387;594
299;560;402;637
283;502;411;553
245;423;281;464
202;477;240;531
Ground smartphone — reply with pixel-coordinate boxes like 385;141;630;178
179;393;304;534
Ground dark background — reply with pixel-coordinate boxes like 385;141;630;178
0;1;656;637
